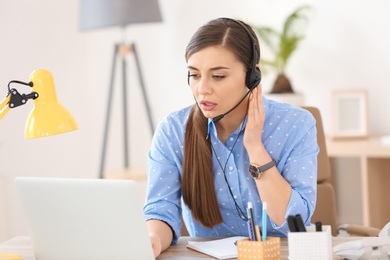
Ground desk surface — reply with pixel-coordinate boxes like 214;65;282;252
157;236;362;259
0;235;362;260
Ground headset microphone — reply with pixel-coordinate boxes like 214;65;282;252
212;89;253;123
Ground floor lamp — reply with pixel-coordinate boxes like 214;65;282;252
79;0;163;178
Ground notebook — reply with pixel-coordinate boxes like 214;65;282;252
187;236;247;259
15;177;155;260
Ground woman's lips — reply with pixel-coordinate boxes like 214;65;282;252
200;100;216;111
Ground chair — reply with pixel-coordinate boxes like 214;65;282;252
303;106;380;237
303;106;338;236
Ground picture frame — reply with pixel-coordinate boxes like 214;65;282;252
331;89;368;139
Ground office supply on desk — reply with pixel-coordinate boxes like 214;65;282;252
287;214;307;232
262;202;267;241
255;225;261;242
158;257;214;260
288;225;332;260
333;236;390;260
316;221;323;232
294;214;306;232
247;202;257;241
15;177;154;260
287;215;298;232
187;236;247;259
237;237;281;260
246;221;255;241
334;222;390;260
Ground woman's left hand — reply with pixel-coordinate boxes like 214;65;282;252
243;85;265;154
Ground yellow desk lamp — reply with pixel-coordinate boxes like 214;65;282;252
0;69;77;260
0;252;22;260
0;69;78;137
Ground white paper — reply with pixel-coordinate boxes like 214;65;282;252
187;236;247;259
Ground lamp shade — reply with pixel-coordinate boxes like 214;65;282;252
79;0;163;31
24;69;78;138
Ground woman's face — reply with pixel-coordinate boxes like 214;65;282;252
187;46;249;121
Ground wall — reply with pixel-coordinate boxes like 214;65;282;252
1;0;390;240
0;177;5;241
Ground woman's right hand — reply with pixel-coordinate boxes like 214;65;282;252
149;232;162;257
147;219;173;257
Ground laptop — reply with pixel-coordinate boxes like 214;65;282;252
15;177;155;260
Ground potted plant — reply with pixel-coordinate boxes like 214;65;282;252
252;6;311;102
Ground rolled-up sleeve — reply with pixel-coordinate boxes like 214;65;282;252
267;111;318;235
143;110;188;244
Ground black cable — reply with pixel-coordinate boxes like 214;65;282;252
209;89;253;221
211;119;248;221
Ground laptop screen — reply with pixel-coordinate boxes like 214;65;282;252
16;177;154;260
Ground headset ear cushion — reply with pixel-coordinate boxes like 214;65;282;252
245;68;262;89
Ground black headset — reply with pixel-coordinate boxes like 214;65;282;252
225;18;262;90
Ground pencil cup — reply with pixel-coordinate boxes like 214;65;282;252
288;225;332;260
237;237;281;260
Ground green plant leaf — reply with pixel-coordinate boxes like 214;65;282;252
251;5;312;75
282;5;311;39
252;26;279;55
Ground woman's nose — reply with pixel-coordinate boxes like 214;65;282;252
197;78;212;95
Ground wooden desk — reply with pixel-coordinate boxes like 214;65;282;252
0;236;363;260
326;136;390;228
157;236;361;259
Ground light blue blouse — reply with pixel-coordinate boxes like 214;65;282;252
144;97;319;244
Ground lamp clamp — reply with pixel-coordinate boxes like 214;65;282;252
7;80;38;109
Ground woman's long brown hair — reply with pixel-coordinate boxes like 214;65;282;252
182;18;260;228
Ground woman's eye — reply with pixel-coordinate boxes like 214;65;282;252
189;73;200;79
213;75;225;79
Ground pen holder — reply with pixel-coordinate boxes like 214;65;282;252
288;225;332;260
237;237;281;260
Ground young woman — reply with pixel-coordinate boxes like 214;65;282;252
144;17;318;257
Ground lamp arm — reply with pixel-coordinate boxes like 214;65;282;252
0;94;11;120
6;88;38;109
0;79;38;120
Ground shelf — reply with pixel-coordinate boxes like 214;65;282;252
326;136;390;229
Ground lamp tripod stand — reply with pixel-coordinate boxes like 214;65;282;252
99;42;154;179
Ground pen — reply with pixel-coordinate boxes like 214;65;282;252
315;221;322;232
287;214;307;232
287;215;298;232
262;202;267;241
295;214;307;232
246;220;255;241
247;202;257;241
255;225;261;242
